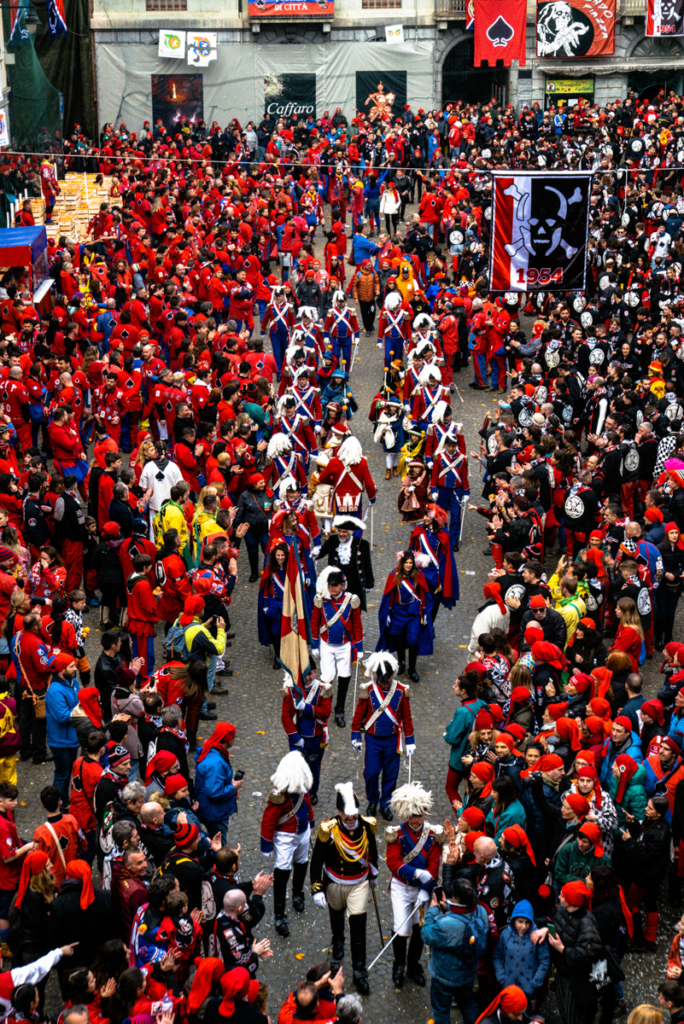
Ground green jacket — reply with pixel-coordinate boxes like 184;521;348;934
444;698;487;771
608;763;648;832
553;837;610;889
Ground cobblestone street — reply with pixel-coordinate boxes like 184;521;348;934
14;260;681;1023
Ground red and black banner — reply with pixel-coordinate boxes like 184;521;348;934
489;171;591;293
536;0;615;58
474;0;527;66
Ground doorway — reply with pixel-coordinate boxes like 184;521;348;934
441;37;508;107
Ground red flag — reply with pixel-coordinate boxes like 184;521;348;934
474;0;527;66
279;542;312;696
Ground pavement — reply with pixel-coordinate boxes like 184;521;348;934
16;249;679;1022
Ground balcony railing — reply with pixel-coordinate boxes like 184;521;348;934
620;0;645;12
434;0;466;16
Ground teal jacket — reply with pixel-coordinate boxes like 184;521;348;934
444;698;487;771
608;763;648;832
486;798;527;841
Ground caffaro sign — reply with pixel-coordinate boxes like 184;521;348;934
264;74;316;119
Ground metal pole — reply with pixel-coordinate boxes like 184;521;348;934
407;750;412;784
370;504;375;549
370;883;384;947
352;654;361;712
368;904;421;970
453;381;465;404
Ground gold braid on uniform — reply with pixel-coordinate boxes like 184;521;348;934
330;821;370;862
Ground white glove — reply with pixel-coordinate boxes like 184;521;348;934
351;739;363;751
405;743;417;756
294;738;304;748
262;850;274;859
313;891;327;909
417;888;431;904
295;700;306;711
414;868;433;885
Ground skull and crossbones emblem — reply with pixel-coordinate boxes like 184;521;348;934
503;182;583;260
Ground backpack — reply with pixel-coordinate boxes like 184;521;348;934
453;908;488;965
162;617;188;663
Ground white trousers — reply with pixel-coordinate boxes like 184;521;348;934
273;827;311;870
390;877;423;936
319;639;351;682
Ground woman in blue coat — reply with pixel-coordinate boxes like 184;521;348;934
258;542;289;668
194;722;241;842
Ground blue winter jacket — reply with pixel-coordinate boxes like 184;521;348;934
45;675;79;748
444;698;487;770
351;234;380;264
599;732;643;787
194;746;237;824
421;903;488;986
492;900;550;995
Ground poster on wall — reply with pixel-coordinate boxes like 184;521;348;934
151;74;204;133
264;73;317;119
474;0;527;66
187;32;217;66
355;71;406;122
489;171;591;293
647;0;684;36
248;0;334;15
158;30;186;58
536;0;615;58
0;109;10;147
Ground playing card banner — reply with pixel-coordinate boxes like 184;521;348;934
647;0;684;36
474;0;527;67
536;0;615;58
489;171;591;293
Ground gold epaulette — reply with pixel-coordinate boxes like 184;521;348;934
317;818;336;842
402;684;411;697
268;791;285;805
320;682;333;698
350;595;360;609
361;815;377;834
429;823;446;845
358;682;370;699
385;825;400;844
314;595;324;608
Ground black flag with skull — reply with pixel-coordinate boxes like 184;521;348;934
490;171;591;292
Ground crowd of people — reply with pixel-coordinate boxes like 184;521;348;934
2;83;684;1024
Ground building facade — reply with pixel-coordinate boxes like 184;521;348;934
91;0;678;132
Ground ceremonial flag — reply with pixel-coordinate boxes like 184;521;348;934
8;0;28;48
489;171;591;293
647;0;684;35
46;0;67;38
279;542;311;695
536;0;615;57
474;0;527;66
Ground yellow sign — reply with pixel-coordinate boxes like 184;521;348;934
546;78;595;95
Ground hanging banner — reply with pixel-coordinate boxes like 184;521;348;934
158;30;186;58
249;0;334;15
474;0;527;66
385;23;404;43
536;0;615;58
0;110;10;148
356;71;406;121
647;0;684;36
151;74;203;133
264;74;317;119
187;32;217;66
46;0;67;38
489;171;591;293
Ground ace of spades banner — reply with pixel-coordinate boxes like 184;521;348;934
489;171;591;293
474;0;527;66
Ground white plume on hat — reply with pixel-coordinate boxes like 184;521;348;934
333;515;366;532
285;344;306;365
413;313;434;331
390;782;433;820
419;364;442;386
432;401;450;425
270;751;313;795
338;436;363;467
365;651;399;679
266;432;292;459
298;306;317;320
278;475;298;498
277;394;297;417
414;341;435;360
335;782;359;816
385;292;402;311
316;565;346;600
333;289;347;304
